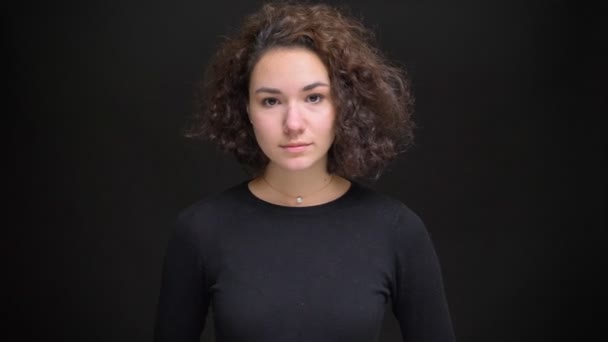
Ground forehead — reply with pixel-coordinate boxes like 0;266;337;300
249;48;330;88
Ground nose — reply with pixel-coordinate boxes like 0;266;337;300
283;103;305;135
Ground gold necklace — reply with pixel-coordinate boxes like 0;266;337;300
261;175;334;205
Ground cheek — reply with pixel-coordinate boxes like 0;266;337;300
324;112;337;138
251;119;277;142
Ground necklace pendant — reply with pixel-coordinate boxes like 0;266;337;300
296;196;303;204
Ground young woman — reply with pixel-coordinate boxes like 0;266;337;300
154;2;455;341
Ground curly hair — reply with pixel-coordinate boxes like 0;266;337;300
187;1;415;180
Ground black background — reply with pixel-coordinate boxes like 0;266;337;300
6;0;605;341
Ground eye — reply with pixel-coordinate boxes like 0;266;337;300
306;94;324;103
262;97;280;106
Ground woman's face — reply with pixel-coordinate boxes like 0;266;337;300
248;47;336;173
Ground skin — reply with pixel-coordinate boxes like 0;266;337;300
247;47;350;206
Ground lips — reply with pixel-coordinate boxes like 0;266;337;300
280;142;312;153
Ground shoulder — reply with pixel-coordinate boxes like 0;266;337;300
351;182;428;238
352;182;424;222
179;181;250;218
172;181;250;237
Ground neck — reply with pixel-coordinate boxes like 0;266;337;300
262;163;332;198
248;161;351;207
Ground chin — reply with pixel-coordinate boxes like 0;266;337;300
272;157;323;172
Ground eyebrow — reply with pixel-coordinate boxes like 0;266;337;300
254;82;329;94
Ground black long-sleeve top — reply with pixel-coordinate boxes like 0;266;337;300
154;181;455;341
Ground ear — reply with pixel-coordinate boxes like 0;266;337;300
246;105;252;124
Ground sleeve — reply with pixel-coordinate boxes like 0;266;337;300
391;206;456;342
153;216;210;342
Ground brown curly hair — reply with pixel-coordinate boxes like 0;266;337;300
187;1;415;180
